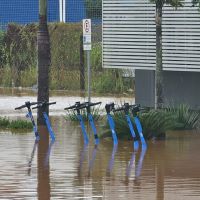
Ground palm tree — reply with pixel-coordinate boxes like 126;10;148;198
37;0;50;125
149;0;183;109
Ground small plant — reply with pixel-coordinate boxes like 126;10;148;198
164;104;200;130
8;119;33;129
0;117;10;128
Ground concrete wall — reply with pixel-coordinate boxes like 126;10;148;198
135;70;200;109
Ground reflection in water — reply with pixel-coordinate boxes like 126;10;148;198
78;143;88;176
1;117;200;199
44;139;55;168
27;140;38;176
126;145;147;182
106;144;118;176
135;145;147;178
37;126;51;200
126;151;135;178
88;145;98;177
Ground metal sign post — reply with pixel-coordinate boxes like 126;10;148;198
83;19;92;102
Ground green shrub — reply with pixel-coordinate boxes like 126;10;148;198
0;30;6;67
0;23;134;94
0;67;12;86
164;104;200;130
140;110;174;139
101;104;200;140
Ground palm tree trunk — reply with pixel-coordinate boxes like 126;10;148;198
155;1;164;109
37;0;50;125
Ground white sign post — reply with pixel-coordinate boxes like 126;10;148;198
83;19;92;102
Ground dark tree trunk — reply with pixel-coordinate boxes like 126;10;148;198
37;11;50;125
155;1;164;109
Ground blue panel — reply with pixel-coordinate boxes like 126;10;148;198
0;0;88;28
66;0;86;22
48;0;59;22
0;0;38;25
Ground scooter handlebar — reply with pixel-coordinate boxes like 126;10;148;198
47;102;56;106
32;101;56;109
78;101;102;109
15;101;41;110
89;101;101;107
64;105;76;110
15;104;27;110
64;102;86;110
113;106;124;112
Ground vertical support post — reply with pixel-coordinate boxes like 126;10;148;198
87;50;91;102
59;0;63;22
80;35;85;91
63;0;66;22
83;19;92;102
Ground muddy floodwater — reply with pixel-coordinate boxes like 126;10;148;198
0;88;200;199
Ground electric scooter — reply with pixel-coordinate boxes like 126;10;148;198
65;102;89;145
130;104;147;149
32;101;56;141
105;103;118;146
15;101;40;140
113;103;139;151
78;101;101;145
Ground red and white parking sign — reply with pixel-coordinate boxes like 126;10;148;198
83;19;91;35
83;19;91;50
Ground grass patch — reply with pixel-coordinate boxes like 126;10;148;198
0;117;32;130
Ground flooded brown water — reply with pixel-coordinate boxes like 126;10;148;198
0;88;200;199
0;118;200;200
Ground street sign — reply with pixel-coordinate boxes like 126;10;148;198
82;19;92;102
83;19;91;35
83;19;91;51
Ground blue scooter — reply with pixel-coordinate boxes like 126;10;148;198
105;103;118;146
130;104;147;149
15;101;40;140
65;102;89;145
113;103;139;151
78;101;101;145
32;101;56;141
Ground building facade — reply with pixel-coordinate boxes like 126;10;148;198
102;0;200;108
